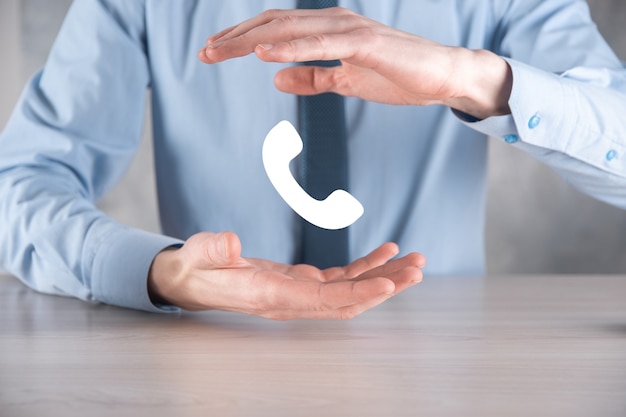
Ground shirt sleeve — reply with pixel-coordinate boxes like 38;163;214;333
0;0;183;312
456;0;626;208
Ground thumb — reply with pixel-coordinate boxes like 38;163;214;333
202;231;242;267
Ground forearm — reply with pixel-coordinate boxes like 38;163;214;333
512;61;626;206
458;59;626;207
0;0;184;310
0;163;182;311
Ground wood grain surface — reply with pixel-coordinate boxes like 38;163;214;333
1;273;625;417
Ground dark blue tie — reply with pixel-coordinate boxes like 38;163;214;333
297;0;349;269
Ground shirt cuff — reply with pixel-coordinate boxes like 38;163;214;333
91;227;184;313
452;57;572;149
455;57;626;176
452;108;518;139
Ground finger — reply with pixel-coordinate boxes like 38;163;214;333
201;14;361;64
265;291;393;320
285;263;325;281
323;242;399;281
253;32;369;65
201;231;242;267
207;8;353;45
244;258;326;282
333;291;395;320
254;27;436;67
274;65;409;101
377;264;423;295
344;242;399;278
244;258;366;283
205;24;237;44
254;274;394;314
321;262;424;318
356;252;426;281
302;276;396;310
331;254;424;297
274;65;342;96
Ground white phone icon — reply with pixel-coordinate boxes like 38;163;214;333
262;120;364;230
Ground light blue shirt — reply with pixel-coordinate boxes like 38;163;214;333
1;0;625;312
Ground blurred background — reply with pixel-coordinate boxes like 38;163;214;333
1;0;625;274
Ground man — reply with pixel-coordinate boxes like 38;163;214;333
1;1;625;319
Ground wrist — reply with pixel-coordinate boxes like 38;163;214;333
148;246;184;307
443;48;512;120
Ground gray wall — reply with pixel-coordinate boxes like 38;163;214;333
1;0;625;274
0;1;22;129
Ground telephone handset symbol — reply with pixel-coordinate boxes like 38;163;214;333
262;121;364;230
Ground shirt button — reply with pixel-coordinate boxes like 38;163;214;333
528;114;541;129
606;149;618;161
504;134;519;144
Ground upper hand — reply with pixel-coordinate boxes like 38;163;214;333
148;231;425;320
198;7;511;119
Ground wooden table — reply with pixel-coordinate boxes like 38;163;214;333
1;273;625;417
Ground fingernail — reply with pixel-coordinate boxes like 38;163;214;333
258;43;274;50
206;41;224;49
217;233;228;258
411;273;424;284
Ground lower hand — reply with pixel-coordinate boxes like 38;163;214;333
148;231;425;320
198;7;512;119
